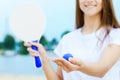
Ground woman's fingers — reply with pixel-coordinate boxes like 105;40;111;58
24;42;41;57
24;42;32;47
58;58;71;67
24;42;46;54
52;58;70;72
69;58;82;66
52;57;83;72
24;42;43;50
24;42;49;61
28;42;46;54
27;47;40;57
53;58;76;72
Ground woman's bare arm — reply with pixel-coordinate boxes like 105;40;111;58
56;66;63;80
53;44;120;78
77;44;120;77
24;42;62;80
42;57;60;80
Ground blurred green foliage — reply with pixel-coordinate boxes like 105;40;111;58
0;30;70;55
3;34;15;50
39;35;49;47
18;41;29;55
61;30;70;38
0;42;4;49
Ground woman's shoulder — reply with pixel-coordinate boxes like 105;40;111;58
109;28;120;35
62;28;81;39
109;28;120;45
111;27;120;31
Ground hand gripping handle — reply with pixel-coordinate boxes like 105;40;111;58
31;40;42;68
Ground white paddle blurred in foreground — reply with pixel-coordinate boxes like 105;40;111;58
9;3;46;68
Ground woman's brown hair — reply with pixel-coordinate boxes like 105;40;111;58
75;0;120;29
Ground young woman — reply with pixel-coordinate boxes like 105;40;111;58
24;0;120;80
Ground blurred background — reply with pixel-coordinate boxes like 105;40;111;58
0;0;119;80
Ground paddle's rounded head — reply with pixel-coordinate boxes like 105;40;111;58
9;3;46;42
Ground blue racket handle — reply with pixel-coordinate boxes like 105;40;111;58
63;53;73;61
31;40;42;68
35;56;42;68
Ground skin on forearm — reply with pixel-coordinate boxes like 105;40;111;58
57;66;63;80
79;62;109;78
78;44;120;78
42;58;60;80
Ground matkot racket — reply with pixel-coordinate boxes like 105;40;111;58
9;3;46;68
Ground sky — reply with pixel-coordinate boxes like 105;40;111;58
0;0;120;42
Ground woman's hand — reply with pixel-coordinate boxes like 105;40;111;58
52;58;84;72
24;42;61;80
24;42;49;63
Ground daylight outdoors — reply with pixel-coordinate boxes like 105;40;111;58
0;0;120;80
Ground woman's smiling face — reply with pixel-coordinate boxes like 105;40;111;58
79;0;103;16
